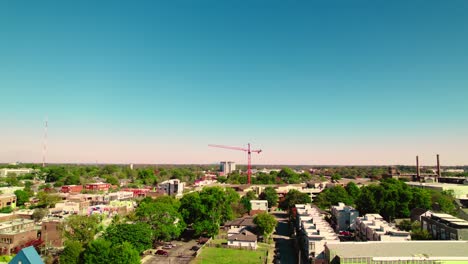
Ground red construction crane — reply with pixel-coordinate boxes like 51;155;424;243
208;143;262;184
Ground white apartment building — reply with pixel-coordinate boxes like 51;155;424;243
220;161;236;175
331;203;359;232
355;214;410;241
295;204;340;261
159;179;185;198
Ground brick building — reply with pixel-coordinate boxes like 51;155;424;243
0;219;37;254
41;219;63;248
61;185;83;193
85;183;111;192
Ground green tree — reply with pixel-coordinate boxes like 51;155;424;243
410;188;432;210
240;191;257;211
278;168;300;184
104;223;153;254
36;191;61;208
32;208;49;222
14;189;31;206
64;174;80;185
179;187;239;237
314;186;352;209
345;182;361;202
60;240;83;264
254;212;277;240
410;221;432;240
109;242;140;264
260;187;278;208
279;189;311;211
62;215;100;246
136;197;185;241
83;239;112;264
105;175;119;186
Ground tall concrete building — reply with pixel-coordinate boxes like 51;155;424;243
220;161;236;175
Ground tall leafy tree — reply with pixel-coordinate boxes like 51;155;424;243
14;190;31;206
240;191;257;211
104;223;153;253
254;212;277;240
279;189;311;211
260;187;278;208
62;215;100;246
345;182;361;202
60;240;83;264
83;239;112;264
109;242;140;264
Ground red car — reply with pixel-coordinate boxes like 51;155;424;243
155;250;168;256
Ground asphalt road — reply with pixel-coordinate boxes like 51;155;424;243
272;212;297;264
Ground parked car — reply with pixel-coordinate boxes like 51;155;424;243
162;245;173;249
155;250;168;256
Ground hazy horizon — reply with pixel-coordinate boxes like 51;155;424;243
1;1;468;165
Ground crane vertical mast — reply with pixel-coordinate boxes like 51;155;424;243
208;143;262;184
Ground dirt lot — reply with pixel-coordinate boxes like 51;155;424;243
142;239;199;264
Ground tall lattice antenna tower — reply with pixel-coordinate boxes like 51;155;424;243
42;117;48;167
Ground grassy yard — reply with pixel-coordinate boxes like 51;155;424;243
191;247;267;264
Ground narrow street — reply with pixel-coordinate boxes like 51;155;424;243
272;212;297;264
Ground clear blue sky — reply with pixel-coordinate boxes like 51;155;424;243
1;1;467;165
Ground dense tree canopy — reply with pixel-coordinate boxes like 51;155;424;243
135;197;185;241
60;240;83;264
279;189;312;211
103;223;153;254
314;186;353;209
254;212;277;239
14;189;31;206
179;187;240;236
240;191;257;211
260;187;279;208
62;215;100;246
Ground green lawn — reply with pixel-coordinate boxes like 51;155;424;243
192;247;266;264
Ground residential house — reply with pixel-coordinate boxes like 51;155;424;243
8;246;44;264
227;230;257;249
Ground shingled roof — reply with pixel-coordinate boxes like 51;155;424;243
228;230;257;242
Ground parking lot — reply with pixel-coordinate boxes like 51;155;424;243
142;239;199;264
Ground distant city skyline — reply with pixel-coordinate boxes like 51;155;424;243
1;1;468;165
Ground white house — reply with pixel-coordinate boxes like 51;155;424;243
227;230;257;249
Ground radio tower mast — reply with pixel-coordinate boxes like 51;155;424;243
42;117;48;167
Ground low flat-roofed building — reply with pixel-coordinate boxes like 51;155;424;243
0;168;35;177
250;200;268;211
0;194;17;209
355;214;410;241
60;185;83;193
85;182;111;192
325;241;468;264
421;213;468;240
0;219;37;254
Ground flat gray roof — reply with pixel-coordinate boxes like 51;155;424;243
326;241;468;258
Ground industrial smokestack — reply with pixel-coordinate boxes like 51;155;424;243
416;155;420;179
437;154;441;178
